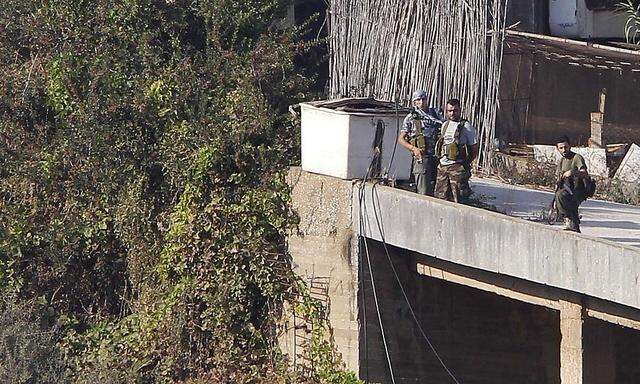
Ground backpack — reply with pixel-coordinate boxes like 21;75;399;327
582;177;597;199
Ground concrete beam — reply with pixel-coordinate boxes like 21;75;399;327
417;260;640;334
586;308;640;332
354;182;640;310
416;262;561;310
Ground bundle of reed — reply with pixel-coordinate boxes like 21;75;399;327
328;0;509;171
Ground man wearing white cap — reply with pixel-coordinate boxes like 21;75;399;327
398;89;444;195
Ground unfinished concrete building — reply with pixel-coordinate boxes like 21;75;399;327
285;166;640;383
282;1;640;382
497;1;640;187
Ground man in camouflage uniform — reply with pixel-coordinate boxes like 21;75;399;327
555;136;590;233
398;90;444;196
434;99;478;203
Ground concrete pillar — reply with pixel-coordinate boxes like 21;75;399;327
559;300;584;384
590;112;604;148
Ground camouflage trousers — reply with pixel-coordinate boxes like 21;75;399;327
434;163;472;203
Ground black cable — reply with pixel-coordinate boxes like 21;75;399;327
359;187;396;384
357;151;375;384
357;151;397;384
357;175;370;382
370;181;462;384
358;235;369;382
357;137;461;383
385;99;401;177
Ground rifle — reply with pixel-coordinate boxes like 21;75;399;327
410;108;442;163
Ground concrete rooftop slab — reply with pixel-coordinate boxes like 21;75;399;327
471;177;640;248
355;179;640;309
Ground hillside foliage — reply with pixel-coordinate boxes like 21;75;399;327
0;0;355;382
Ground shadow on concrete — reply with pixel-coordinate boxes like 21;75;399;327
602;237;640;247
580;206;640;216
583;200;640;211
580;221;640;230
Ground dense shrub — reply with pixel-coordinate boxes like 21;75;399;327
0;0;344;382
0;297;67;383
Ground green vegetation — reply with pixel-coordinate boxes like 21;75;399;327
0;0;355;382
618;0;640;44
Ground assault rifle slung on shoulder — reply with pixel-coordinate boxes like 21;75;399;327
410;107;443;164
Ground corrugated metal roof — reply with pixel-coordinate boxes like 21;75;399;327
585;0;621;10
305;98;410;115
505;30;640;72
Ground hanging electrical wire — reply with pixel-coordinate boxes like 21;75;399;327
370;181;462;384
355;144;462;383
358;150;397;384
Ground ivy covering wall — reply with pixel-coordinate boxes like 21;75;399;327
0;0;355;382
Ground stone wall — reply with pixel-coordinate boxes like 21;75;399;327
284;168;360;371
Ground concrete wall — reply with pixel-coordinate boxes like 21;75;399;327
507;0;549;34
498;55;640;146
285;168;360;371
497;52;534;145
354;181;640;310
527;60;640;145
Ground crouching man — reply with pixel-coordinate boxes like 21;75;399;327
555;136;590;233
434;98;478;203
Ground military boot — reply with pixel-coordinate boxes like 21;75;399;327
563;218;581;233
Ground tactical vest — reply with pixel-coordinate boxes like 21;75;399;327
435;119;470;162
410;118;427;152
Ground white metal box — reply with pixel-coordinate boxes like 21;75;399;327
300;101;412;180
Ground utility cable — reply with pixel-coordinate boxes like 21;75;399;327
384;100;401;177
369;181;462;384
356;127;461;383
359;230;369;382
357;164;370;383
357;152;397;384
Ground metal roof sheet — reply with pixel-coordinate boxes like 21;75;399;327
505;30;640;72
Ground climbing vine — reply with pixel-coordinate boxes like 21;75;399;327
0;0;351;382
294;285;363;384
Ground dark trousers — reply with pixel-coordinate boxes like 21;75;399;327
555;189;584;223
413;155;438;196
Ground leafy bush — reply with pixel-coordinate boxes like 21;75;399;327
0;297;67;383
617;0;640;44
0;0;348;382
